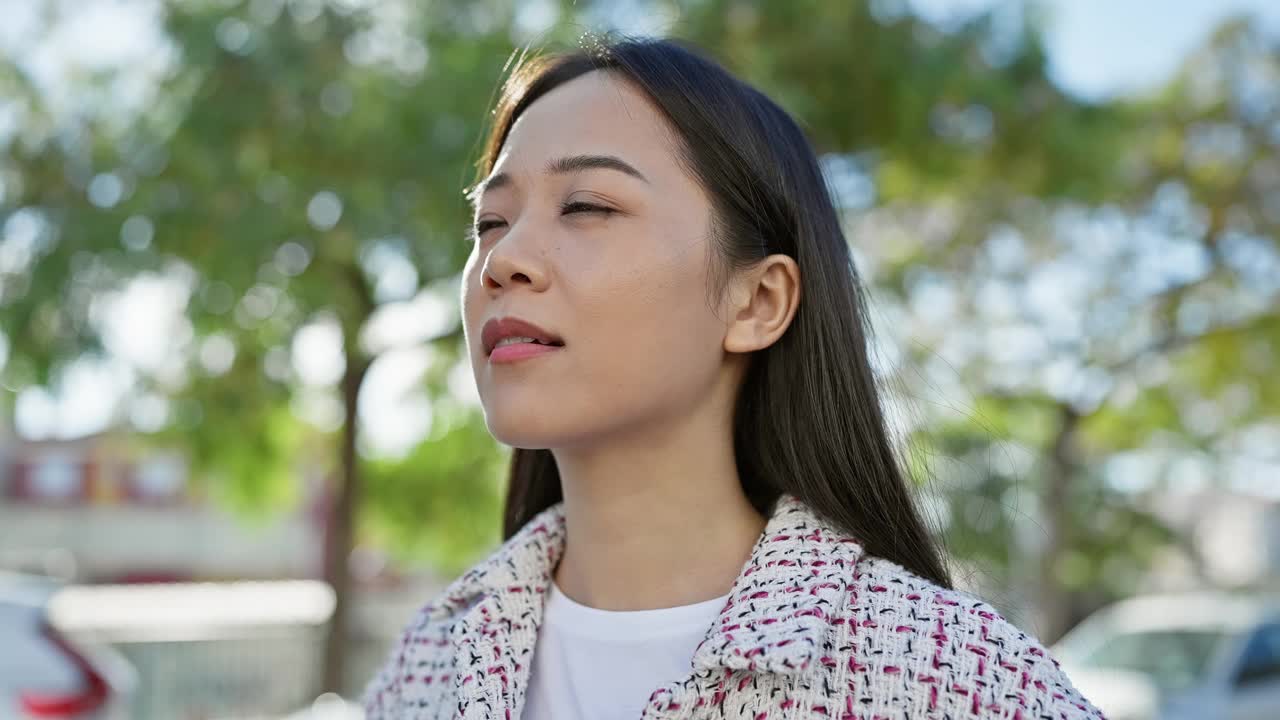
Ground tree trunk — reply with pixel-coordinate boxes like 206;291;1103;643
1037;403;1080;645
321;355;371;696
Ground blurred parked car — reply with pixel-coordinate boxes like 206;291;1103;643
0;572;137;720
1054;591;1280;720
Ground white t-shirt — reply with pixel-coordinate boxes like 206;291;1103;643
520;580;731;720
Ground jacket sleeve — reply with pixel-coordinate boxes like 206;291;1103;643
990;612;1106;719
929;594;1107;719
850;556;1107;719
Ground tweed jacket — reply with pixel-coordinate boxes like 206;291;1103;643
361;494;1105;719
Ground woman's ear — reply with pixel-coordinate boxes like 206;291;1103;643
723;254;801;353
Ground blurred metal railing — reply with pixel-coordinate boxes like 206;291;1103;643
49;580;334;720
106;626;325;720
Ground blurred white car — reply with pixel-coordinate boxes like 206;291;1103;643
0;572;136;720
1053;591;1280;720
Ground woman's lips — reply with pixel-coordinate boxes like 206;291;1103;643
481;316;564;357
489;341;563;364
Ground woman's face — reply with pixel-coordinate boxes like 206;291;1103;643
461;70;733;449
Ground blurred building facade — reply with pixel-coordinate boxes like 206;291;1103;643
0;424;446;699
0;427;324;583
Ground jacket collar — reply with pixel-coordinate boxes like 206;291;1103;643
435;492;866;678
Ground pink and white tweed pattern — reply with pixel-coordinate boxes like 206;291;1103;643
362;494;1105;719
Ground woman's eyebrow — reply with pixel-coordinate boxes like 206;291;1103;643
471;154;649;203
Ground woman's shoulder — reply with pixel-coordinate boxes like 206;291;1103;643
835;553;1105;719
359;507;569;718
358;545;517;717
359;592;455;718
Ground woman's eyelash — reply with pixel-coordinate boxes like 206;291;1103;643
473;219;504;235
558;200;615;216
471;201;616;238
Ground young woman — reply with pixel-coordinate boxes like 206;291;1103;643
362;35;1104;720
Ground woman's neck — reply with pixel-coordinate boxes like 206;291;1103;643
549;409;767;612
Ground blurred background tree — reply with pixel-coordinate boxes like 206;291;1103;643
1;0;1276;693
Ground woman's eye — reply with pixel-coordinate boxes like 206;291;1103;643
560;200;616;217
472;201;615;240
472;219;505;238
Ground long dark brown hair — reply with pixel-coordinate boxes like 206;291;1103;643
467;35;951;589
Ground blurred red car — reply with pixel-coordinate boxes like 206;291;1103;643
0;572;136;720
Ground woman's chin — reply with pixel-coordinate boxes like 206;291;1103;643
482;408;567;450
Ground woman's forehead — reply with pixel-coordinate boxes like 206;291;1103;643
495;72;677;180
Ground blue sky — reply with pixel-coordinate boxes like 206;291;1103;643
1035;0;1280;99
909;0;1280;100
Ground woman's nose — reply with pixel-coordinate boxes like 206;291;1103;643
481;231;549;292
